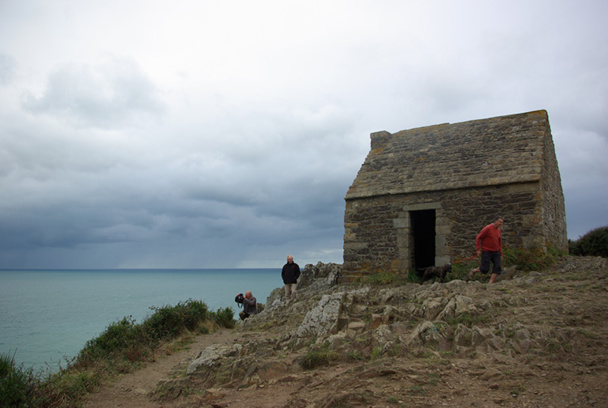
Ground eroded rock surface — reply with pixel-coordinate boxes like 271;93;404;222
150;257;608;408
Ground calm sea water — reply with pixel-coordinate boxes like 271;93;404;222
0;269;279;373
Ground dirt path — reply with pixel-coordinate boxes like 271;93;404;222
83;329;240;408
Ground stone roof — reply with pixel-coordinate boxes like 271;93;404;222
346;110;550;199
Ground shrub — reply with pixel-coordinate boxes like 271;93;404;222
82;316;141;354
209;307;235;329
144;299;209;340
502;246;561;272
0;353;42;408
77;316;152;368
79;299;211;365
569;226;608;257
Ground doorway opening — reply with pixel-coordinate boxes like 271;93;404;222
411;209;436;269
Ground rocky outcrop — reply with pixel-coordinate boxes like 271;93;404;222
180;262;511;381
297;261;343;290
151;257;608;408
186;343;242;375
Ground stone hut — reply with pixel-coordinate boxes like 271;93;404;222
342;110;567;281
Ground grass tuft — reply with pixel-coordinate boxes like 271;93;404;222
0;352;45;408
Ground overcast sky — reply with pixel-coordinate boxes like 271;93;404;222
1;1;606;269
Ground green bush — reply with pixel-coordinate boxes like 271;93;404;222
502;246;561;272
82;316;144;357
143;299;209;340
77;315;154;369
0;353;42;408
569;226;608;257
209;307;235;329
80;299;211;364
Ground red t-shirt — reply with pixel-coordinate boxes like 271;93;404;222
476;223;502;254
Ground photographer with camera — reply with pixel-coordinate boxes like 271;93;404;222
234;290;257;320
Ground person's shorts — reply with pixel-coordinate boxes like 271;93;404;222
480;251;502;274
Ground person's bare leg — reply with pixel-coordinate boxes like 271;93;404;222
469;267;479;280
489;273;498;283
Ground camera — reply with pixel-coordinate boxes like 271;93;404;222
235;293;244;304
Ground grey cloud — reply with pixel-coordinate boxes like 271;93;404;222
21;58;165;129
14;172;345;264
1;1;607;269
186;104;357;167
0;53;16;85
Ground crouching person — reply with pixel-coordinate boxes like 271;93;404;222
238;290;257;320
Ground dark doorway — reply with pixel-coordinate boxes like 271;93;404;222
411;209;436;269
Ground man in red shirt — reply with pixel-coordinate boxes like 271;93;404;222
469;217;504;283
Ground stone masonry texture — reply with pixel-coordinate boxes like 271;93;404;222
343;110;567;281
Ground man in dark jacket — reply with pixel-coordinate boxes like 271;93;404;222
281;255;300;299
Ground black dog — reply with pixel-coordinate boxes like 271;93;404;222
419;263;452;284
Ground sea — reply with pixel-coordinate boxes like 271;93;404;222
0;268;280;373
